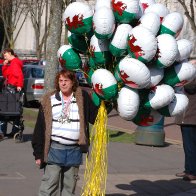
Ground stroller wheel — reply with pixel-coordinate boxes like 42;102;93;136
14;131;23;143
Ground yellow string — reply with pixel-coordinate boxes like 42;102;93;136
81;101;108;196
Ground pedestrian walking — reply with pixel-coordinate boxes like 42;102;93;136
0;48;24;140
175;59;196;181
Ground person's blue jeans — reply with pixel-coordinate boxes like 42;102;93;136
181;125;196;176
0;120;20;135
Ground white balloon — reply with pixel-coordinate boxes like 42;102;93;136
90;35;110;52
57;45;71;58
117;87;140;120
160;12;184;37
63;2;93;34
127;26;157;63
91;68;117;89
146;66;164;88
173;62;196;86
139;12;160;35
154;34;178;68
159;93;189;117
93;6;115;39
145;3;170;22
112;0;139;23
91;68;118;100
118;57;151;89
176;39;193;62
95;0;112;11
145;84;175;109
110;24;132;57
139;0;156;12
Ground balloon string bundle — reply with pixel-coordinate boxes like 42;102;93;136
81;101;109;196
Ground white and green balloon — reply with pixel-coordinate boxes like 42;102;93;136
57;45;82;70
91;69;118;101
117;86;140;120
63;2;93;34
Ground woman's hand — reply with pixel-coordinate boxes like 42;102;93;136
17;86;22;91
3;60;9;65
35;159;41;166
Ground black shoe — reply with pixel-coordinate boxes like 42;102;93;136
6;132;17;138
183;174;196;181
0;133;4;141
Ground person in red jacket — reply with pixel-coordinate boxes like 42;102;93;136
0;48;24;139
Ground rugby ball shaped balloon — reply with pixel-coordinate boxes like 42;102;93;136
67;31;88;54
63;2;93;34
153;34;178;68
127;26;157;63
163;61;196;87
95;0;112;10
144;84;175;109
109;24;132;57
145;3;170;23
117;86;140;120
57;45;82;70
90;35;112;66
140;0;155;12
138;12;160;35
93;6;115;39
159;12;184;37
158;92;189;117
176;39;193;62
112;0;139;24
117;57;151;89
91;69;118;100
146;65;164;88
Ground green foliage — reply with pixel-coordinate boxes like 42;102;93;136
109;130;136;143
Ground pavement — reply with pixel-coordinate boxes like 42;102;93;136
0;109;196;196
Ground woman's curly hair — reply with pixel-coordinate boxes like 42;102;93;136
55;69;78;92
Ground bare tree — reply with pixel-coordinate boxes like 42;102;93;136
177;0;196;33
0;0;29;50
44;0;64;92
25;0;51;59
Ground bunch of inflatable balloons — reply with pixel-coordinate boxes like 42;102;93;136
57;0;196;126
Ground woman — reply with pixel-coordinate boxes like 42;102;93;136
32;69;99;195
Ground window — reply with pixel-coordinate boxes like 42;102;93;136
31;68;44;78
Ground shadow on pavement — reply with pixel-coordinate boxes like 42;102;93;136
106;178;196;196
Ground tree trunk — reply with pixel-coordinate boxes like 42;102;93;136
44;0;63;92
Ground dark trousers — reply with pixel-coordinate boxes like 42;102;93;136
181;125;196;176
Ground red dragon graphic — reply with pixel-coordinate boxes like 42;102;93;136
93;83;104;96
150;86;157;92
112;0;127;16
89;45;95;57
66;14;84;30
120;70;138;88
141;3;149;11
154;48;161;60
59;55;66;68
140;114;154;126
160;16;164;23
128;35;145;59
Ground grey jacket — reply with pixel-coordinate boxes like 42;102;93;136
175;78;196;125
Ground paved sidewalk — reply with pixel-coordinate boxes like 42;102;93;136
0;112;196;196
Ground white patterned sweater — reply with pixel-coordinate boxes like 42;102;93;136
50;93;80;145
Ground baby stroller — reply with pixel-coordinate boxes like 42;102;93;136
0;88;24;143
